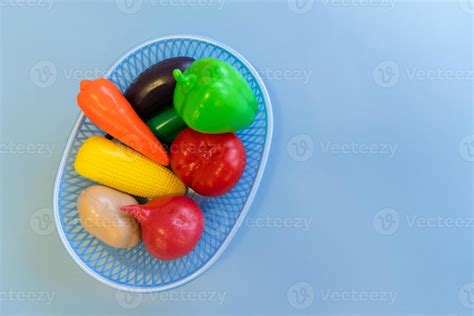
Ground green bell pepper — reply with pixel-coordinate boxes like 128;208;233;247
172;58;258;134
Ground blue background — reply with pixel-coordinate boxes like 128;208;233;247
0;0;473;315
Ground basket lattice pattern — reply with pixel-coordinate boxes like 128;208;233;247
56;37;269;289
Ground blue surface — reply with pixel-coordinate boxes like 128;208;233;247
0;0;472;315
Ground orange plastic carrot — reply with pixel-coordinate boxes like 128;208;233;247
77;78;169;166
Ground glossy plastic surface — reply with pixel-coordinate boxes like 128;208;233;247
146;107;186;145
125;57;195;120
77;185;141;249
173;58;258;133
122;196;204;261
74;136;185;198
170;128;246;197
77;78;169;165
53;35;273;293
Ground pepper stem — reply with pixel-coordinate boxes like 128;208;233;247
173;69;196;93
173;69;184;82
80;80;92;91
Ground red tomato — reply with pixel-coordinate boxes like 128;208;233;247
170;128;246;197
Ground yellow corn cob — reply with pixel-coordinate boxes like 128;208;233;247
74;136;185;198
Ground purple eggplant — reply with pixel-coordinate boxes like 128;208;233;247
124;57;195;120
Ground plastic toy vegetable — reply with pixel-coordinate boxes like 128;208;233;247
170;128;246;197
173;58;258;134
77;185;141;248
146;107;187;145
74;136;185;198
125;57;195;120
77;78;169;165
121;196;204;260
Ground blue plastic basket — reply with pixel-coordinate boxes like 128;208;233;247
53;35;273;293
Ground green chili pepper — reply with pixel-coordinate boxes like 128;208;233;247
146;107;187;145
172;58;258;134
